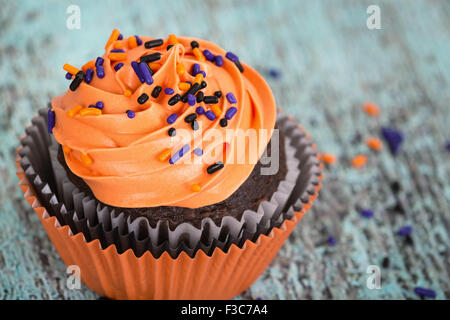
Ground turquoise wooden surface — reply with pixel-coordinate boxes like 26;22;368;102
1;0;449;299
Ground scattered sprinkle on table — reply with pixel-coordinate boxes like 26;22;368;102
360;209;374;219
363;102;380;117
321;153;337;165
366;137;383;151
381;127;404;155
327;236;337;246
414;287;436;299
352;154;367;168
397;225;413;236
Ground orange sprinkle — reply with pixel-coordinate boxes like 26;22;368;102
322;153;337;165
177;63;185;76
63;63;79;75
79;107;102;116
113;41;123;49
62;145;71;153
108;52;127;61
168;34;179;45
81;60;95;72
105;29;120;49
158;148;172;162
363;102;380;117
66;105;83;117
149;62;161;70
366;137;383;151
128;36;138;49
123;89;132;97
352;154;367;168
178;82;191;91
80;153;93;166
193;47;206;62
192;184;202;192
211;104;222;117
194;73;204;84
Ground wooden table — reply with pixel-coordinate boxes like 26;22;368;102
0;0;449;299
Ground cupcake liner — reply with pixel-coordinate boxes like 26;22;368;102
16;108;322;299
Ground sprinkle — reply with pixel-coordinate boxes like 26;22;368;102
203;96;219;104
194;148;203;156
151;86;162;98
145;39;163;49
177;63;185;76
381;127;404;155
225;107;237;120
168;34;178;45
234;60;244;73
205;110;216;121
123;89;132;97
69;71;84;91
366;137;383;151
322;153;337;165
96;66;105;79
84;68;94;83
327;236;337;246
131;61;145;83
268;68;282;79
192;184;202;192
88;104;96;109
113;42;123;49
220;118;228;127
47;109;55;133
352;154;367;168
360;209;374;218
214;91;222;98
126;110;135;118
226;92;237;104
193;47;206;62
82;60;96;72
414;287;436;299
135;35;143;46
194;73;204;84
446;141;450;152
190;40;199;49
140;52;161;63
196;91;204;103
163;88;175;96
169;144;190;164
185;113;197;123
139;62;154;85
80;153;93;166
79;107;102;116
137;93;149;104
105;29;120;49
192;63;201;76
118;33;123;40
167;113;178;124
203;49;214;61
214;55;223;66
211;104;222;117
363;102;380;117
225;52;239;62
110;49;125;53
178;82;191;91
168;127;176;137
128;36;138;49
191;120;199;130
199;70;206;78
397;226;413;236
95;57;104;67
66;105;83;117
200;81;207;89
114;63;124;71
168;94;181;106
196;106;205;115
63;64;80;76
149;62;161;70
62;145;71;153
95;101;104;109
158;148;172;162
187;94;196;106
108;52;127;61
65;72;72;80
207;161;224;174
167;44;174;51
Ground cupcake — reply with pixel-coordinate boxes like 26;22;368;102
17;30;322;299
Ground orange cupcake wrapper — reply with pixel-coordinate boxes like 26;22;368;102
16;150;321;299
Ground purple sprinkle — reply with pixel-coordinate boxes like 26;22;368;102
414;287;436;299
445;141;450;151
205;110;216;121
164;88;175;95
192;63;201;76
186;81;192;85
397;225;413;236
187;94;195;106
214;55;223;67
381;127;404;155
360;209;374;218
167;113;178;124
196;106;205;115
203;49;214;61
225;107;237;120
169;144;191;164
225;51;239;63
84;68;94;83
226;92;237;104
131;61;145;83
110;49;125;53
114;63;124;71
135;35;142;46
65;72;73;80
139;62;154;85
126;110;135;118
96;66;105;79
47;109;55;133
268;68;282;79
118;33;123;40
199;70;206;78
194;148;203;156
88;104;96;109
95;57;104;67
95;101;104;109
327;236;337;246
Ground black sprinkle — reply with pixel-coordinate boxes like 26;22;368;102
144;39;163;49
203;96;219;104
207;161;224;174
185;113;197;123
151;86;162;98
190;40;199;49
137;93;149;104
382;257;390;268
168;94;181;106
220;118;228;127
200;81;207;89
405;234;414;246
234;60;244;73
140;53;161;63
390;181;402;194
69;71;84;91
196;91;204;103
214;91;222;98
191;120;199;130
181;95;188;103
168;127;176;137
167;44;174;51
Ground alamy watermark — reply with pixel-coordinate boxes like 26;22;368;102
366;5;381;30
66;5;81;30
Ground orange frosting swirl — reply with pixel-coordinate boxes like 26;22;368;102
52;34;276;208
